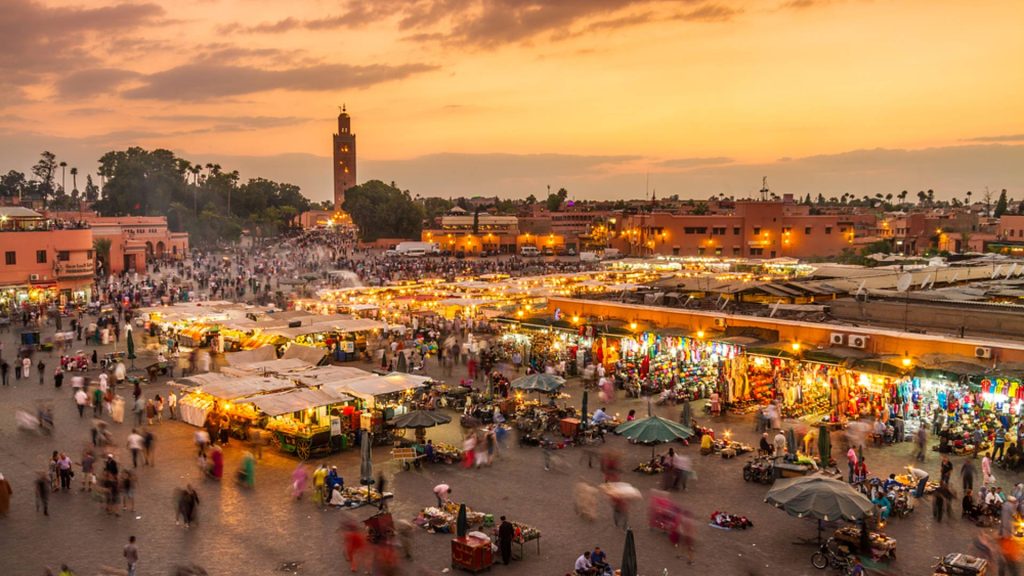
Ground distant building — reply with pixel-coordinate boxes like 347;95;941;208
421;207;521;254
48;211;188;274
612;200;875;259
0;207;94;307
333;106;357;210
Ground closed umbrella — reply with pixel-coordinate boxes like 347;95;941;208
680;401;692;428
397;352;408;373
786;428;797;456
360;430;374;500
765;475;874;543
126;327;136;369
817;426;831;464
510;373;565;394
580;389;589;431
620;528;638;576
456;503;468;538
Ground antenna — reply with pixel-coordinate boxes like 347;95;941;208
760;177;769;202
896;273;913;293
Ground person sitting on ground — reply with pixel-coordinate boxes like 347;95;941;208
882;473;901;492
590;546;610;573
573;550;596;576
329;484;345;507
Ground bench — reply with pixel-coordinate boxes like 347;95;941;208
392;447;424;470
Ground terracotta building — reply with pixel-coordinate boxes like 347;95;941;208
612;200;876;259
0;207;94;307
88;216;189;274
333;106;357;210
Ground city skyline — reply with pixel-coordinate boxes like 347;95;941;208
1;0;1022;202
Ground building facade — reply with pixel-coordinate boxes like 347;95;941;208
613;201;876;259
333;107;357;210
87;216;189;274
0;207;94;308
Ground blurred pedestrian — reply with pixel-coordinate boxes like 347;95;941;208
35;471;49;516
0;472;11;517
123;535;138;576
127;429;144;468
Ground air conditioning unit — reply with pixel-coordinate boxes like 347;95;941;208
848;334;868;349
975;346;993;359
830;333;846;346
713;317;726;328
29;274;40;281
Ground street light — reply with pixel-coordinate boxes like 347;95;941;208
791;342;801;352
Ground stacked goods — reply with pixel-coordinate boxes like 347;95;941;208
634;458;666;475
512;522;541;542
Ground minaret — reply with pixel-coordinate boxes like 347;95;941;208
332;105;357;210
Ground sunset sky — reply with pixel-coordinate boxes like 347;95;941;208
1;0;1022;202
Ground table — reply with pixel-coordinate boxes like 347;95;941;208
452;536;493;572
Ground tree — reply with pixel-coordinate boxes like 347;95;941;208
927;189;935;205
966;190;973;206
816;193;825;205
472;208;481;234
525;194;537;205
93;237;112;275
898;190;908;205
84;175;99;202
342;180;424;242
983;187;993;216
691;202;710;215
69;167;79;199
995;188;1009;217
546;187;568;212
422;197;453;222
917;190;927;205
0;170;30;199
59;161;67;194
31;151;58;205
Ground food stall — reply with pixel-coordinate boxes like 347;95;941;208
177;374;296;427
324;372;430;442
249;387;355;458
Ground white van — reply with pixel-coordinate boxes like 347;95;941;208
520;246;540;257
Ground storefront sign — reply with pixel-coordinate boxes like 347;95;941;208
330;416;342;436
56;262;95;278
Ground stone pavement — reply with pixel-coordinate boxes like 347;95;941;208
0;322;1017;575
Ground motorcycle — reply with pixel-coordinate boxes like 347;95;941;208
742;456;775;484
811;538;854;572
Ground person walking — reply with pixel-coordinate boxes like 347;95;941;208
847;446;859;483
127;429;144;469
0;473;11;517
35;472;49;516
915;427;928;462
123;535;139;576
22;355;31;381
1;359;7;386
167;391;177;420
961;459;976;492
74;388;88;418
53;366;63;389
497;516;514;565
983;453;994;486
994;427;1007;461
143;429;155;466
37;359;45;385
940;455;953;484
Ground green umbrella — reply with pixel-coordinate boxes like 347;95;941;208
126;328;136;360
817;425;831;464
615;415;694;444
510;373;565;394
765;475;874;544
621;528;638;576
456;503;468;538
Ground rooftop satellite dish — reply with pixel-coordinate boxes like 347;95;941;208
896;273;913;293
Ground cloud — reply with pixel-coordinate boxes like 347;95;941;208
57;68;142;98
122;62;439;100
963;134;1024;143
154;114;315;131
657;156;734;169
238;0;732;47
779;0;820;9
0;0;163;86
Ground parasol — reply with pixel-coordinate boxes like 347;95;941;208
620;528;638;576
765;475;874;543
510;373;565;394
615;415;693;458
360;430;374;490
396;352;408;373
126;327;137;369
390;410;452;429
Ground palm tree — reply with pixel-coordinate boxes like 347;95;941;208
59;161;67;194
70;167;78;197
898;190;908;205
966;190;973;206
93;237;112;276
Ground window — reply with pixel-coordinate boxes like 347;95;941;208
87;250;94;260
714;247;723;256
732;247;741;256
825;227;833;235
4;251;14;265
804;226;812;235
697;247;706;256
683;227;707;235
782;227;792;234
753;227;761;235
712;227;726;236
749;248;764;256
733;227;741;235
36;250;46;264
58;251;70;262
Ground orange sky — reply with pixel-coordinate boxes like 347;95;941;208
1;0;1022;201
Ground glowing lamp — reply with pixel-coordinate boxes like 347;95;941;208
791;342;801;352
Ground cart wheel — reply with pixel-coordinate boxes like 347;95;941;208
742;468;752;482
297;445;310;460
811;552;828;570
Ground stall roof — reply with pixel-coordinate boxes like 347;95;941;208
225;345;278;366
331;372;430;399
231;358;313;374
281;344;328;366
178;372;237;387
291;365;372;387
248;387;349;416
192;376;295;401
267;317;385;339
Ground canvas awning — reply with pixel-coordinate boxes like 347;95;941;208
282;344;328;366
332;372;430;399
290;365;372;387
248;387;350;417
192;376;296;401
225;345;278;366
229;358;313;375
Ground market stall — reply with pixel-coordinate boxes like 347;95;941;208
250;387;355;458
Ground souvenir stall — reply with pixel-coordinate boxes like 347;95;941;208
617;331;743;401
